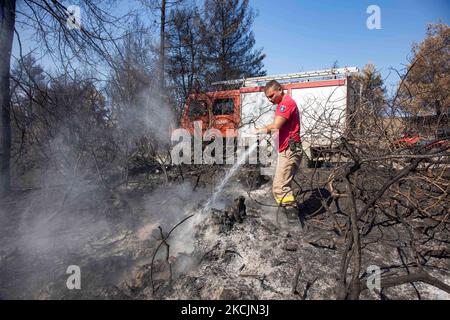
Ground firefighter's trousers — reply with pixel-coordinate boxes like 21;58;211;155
272;147;302;206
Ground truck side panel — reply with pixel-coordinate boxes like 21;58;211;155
291;83;347;147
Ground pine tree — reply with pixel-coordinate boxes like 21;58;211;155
165;5;204;108
399;23;450;117
354;63;386;115
200;0;266;87
351;64;386;135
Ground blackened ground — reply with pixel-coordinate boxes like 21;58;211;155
0;165;448;299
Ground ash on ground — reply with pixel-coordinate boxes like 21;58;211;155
0;165;448;300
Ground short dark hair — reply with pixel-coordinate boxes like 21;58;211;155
264;80;282;93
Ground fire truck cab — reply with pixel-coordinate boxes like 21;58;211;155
180;90;242;138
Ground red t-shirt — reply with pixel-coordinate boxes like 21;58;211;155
275;94;300;152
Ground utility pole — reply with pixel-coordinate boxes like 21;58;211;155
159;0;166;92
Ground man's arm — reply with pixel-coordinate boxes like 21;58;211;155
255;115;287;134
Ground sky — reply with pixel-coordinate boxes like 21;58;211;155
251;0;449;92
11;0;449;93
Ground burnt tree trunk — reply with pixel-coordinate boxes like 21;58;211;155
0;0;16;196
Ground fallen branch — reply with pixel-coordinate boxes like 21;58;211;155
150;214;194;293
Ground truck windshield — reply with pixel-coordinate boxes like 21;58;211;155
212;98;234;115
189;100;208;118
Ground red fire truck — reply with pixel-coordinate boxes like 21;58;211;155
178;67;359;166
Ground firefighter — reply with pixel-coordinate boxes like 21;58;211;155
253;80;302;223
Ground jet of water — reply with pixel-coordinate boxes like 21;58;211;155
201;141;259;214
